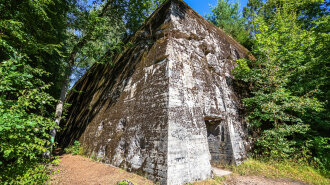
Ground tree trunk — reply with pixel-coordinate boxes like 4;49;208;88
43;54;74;158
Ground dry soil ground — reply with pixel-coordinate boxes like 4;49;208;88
50;154;153;185
50;154;306;185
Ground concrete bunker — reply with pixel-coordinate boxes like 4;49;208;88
59;0;251;184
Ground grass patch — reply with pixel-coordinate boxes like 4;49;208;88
192;176;226;185
232;159;329;185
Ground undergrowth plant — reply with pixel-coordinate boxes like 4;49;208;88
0;58;57;183
65;140;84;155
118;180;128;185
232;159;330;185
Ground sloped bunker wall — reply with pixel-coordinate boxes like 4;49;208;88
59;2;174;183
165;1;248;184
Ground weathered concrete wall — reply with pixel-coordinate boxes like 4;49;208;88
66;47;170;183
164;1;249;184
59;0;250;184
59;2;175;183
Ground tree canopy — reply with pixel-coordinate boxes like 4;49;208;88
208;0;252;48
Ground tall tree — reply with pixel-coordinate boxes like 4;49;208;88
243;0;264;36
207;0;251;48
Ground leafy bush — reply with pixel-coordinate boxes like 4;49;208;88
117;180;134;185
0;58;56;183
1;163;50;184
72;140;82;155
65;140;84;155
254;124;311;160
118;181;128;185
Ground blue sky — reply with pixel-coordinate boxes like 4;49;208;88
184;0;249;17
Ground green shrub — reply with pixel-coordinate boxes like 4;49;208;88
118;181;128;185
0;59;56;184
1;163;50;184
117;180;134;185
65;140;84;155
72;140;82;155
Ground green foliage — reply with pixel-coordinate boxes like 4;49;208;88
243;0;264;35
235;0;329;171
72;140;81;155
118;180;128;185
68;0;165;83
124;0;166;34
208;0;252;48
117;179;135;185
0;0;69;183
0;0;69;99
65;140;84;155
0;55;57;183
255;124;311;159
1;163;51;185
51;156;61;166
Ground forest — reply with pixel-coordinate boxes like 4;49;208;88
0;0;329;184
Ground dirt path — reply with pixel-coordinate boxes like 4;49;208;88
50;154;153;185
50;154;306;185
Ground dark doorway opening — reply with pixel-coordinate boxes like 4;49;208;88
205;119;233;165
